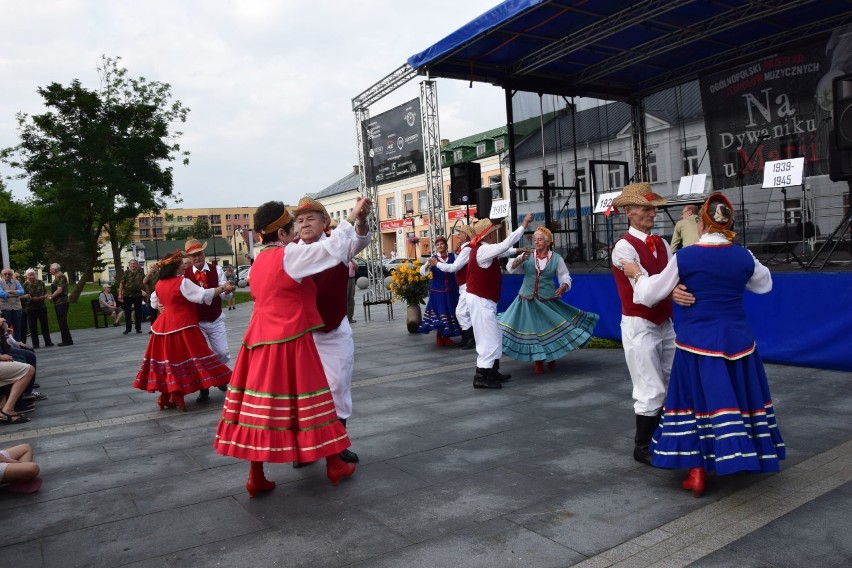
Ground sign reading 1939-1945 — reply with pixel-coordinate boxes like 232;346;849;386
362;98;424;186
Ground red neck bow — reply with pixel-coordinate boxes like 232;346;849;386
645;234;662;254
194;269;208;288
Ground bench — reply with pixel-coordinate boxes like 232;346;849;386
362;290;394;322
91;299;111;328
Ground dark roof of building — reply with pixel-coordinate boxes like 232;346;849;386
136;237;232;261
314;170;361;199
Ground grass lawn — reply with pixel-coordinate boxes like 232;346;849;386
26;283;254;334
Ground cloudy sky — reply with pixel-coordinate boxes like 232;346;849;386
0;0;507;209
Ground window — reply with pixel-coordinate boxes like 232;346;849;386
243;214;249;220
226;225;232;232
489;174;502;198
476;143;486;156
607;163;622;189
403;193;414;215
516;179;528;202
225;214;231;220
576;167;587;193
139;229;150;238
386;196;396;218
211;215;221;224
212;226;222;236
682;147;698;176
186;215;193;222
648;153;659;183
177;216;184;222
153;227;163;238
418;190;427;213
495;138;505;152
453;149;463;161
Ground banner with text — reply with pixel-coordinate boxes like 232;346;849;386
698;27;850;190
362;98;424;186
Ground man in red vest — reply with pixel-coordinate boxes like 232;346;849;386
431;224;477;349
467;213;533;389
294;196;371;465
184;239;232;403
611;182;693;464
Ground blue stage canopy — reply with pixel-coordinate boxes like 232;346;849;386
408;0;851;100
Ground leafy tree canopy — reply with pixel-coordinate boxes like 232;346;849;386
0;55;190;300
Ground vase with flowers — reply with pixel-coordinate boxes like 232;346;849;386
388;260;432;332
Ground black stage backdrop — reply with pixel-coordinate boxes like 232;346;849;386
698;27;852;190
362;98;424;186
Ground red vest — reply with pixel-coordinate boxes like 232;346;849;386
455;243;470;287
184;264;222;322
151;278;200;333
465;242;502;302
310;262;348;333
241;246;324;348
612;233;672;325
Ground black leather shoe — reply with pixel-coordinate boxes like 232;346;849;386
217;384;228;392
58;342;73;346
473;368;502;389
633;445;652;465
123;330;131;335
44;343;54;347
340;449;359;463
492;361;511;382
136;329;143;333
196;389;210;403
292;460;316;469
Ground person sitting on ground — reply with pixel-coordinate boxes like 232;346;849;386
99;285;123;326
0;444;41;492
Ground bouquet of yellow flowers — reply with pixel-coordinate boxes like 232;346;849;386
389;260;432;305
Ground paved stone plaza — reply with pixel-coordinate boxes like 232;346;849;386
1;289;850;567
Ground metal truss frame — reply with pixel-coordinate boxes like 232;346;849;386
420;80;446;245
352;64;445;299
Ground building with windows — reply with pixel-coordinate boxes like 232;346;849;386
133;207;257;267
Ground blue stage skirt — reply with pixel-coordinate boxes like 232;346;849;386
497;297;599;362
650;347;785;475
418;290;461;337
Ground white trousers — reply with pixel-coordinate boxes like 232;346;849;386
621;315;675;415
468;293;501;369
455;284;471;330
199;313;230;365
313;318;354;420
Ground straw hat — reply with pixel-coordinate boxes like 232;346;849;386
611;182;667;207
292;196;329;219
472;218;498;240
456;225;476;240
183;239;207;255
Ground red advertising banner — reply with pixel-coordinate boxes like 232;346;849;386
379;218;414;231
698;26;851;189
448;207;476;220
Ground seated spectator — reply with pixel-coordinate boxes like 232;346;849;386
99;285;123;326
0;268;25;342
0;444;41;492
1;317;45;405
0;357;34;425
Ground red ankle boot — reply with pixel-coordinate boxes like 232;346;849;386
171;393;187;412
441;334;457;347
157;391;175;410
326;453;356;486
533;361;544;374
681;467;705;497
246;461;275;497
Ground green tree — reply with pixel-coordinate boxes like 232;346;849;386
190;217;211;239
0;180;39;270
1;55;189;300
